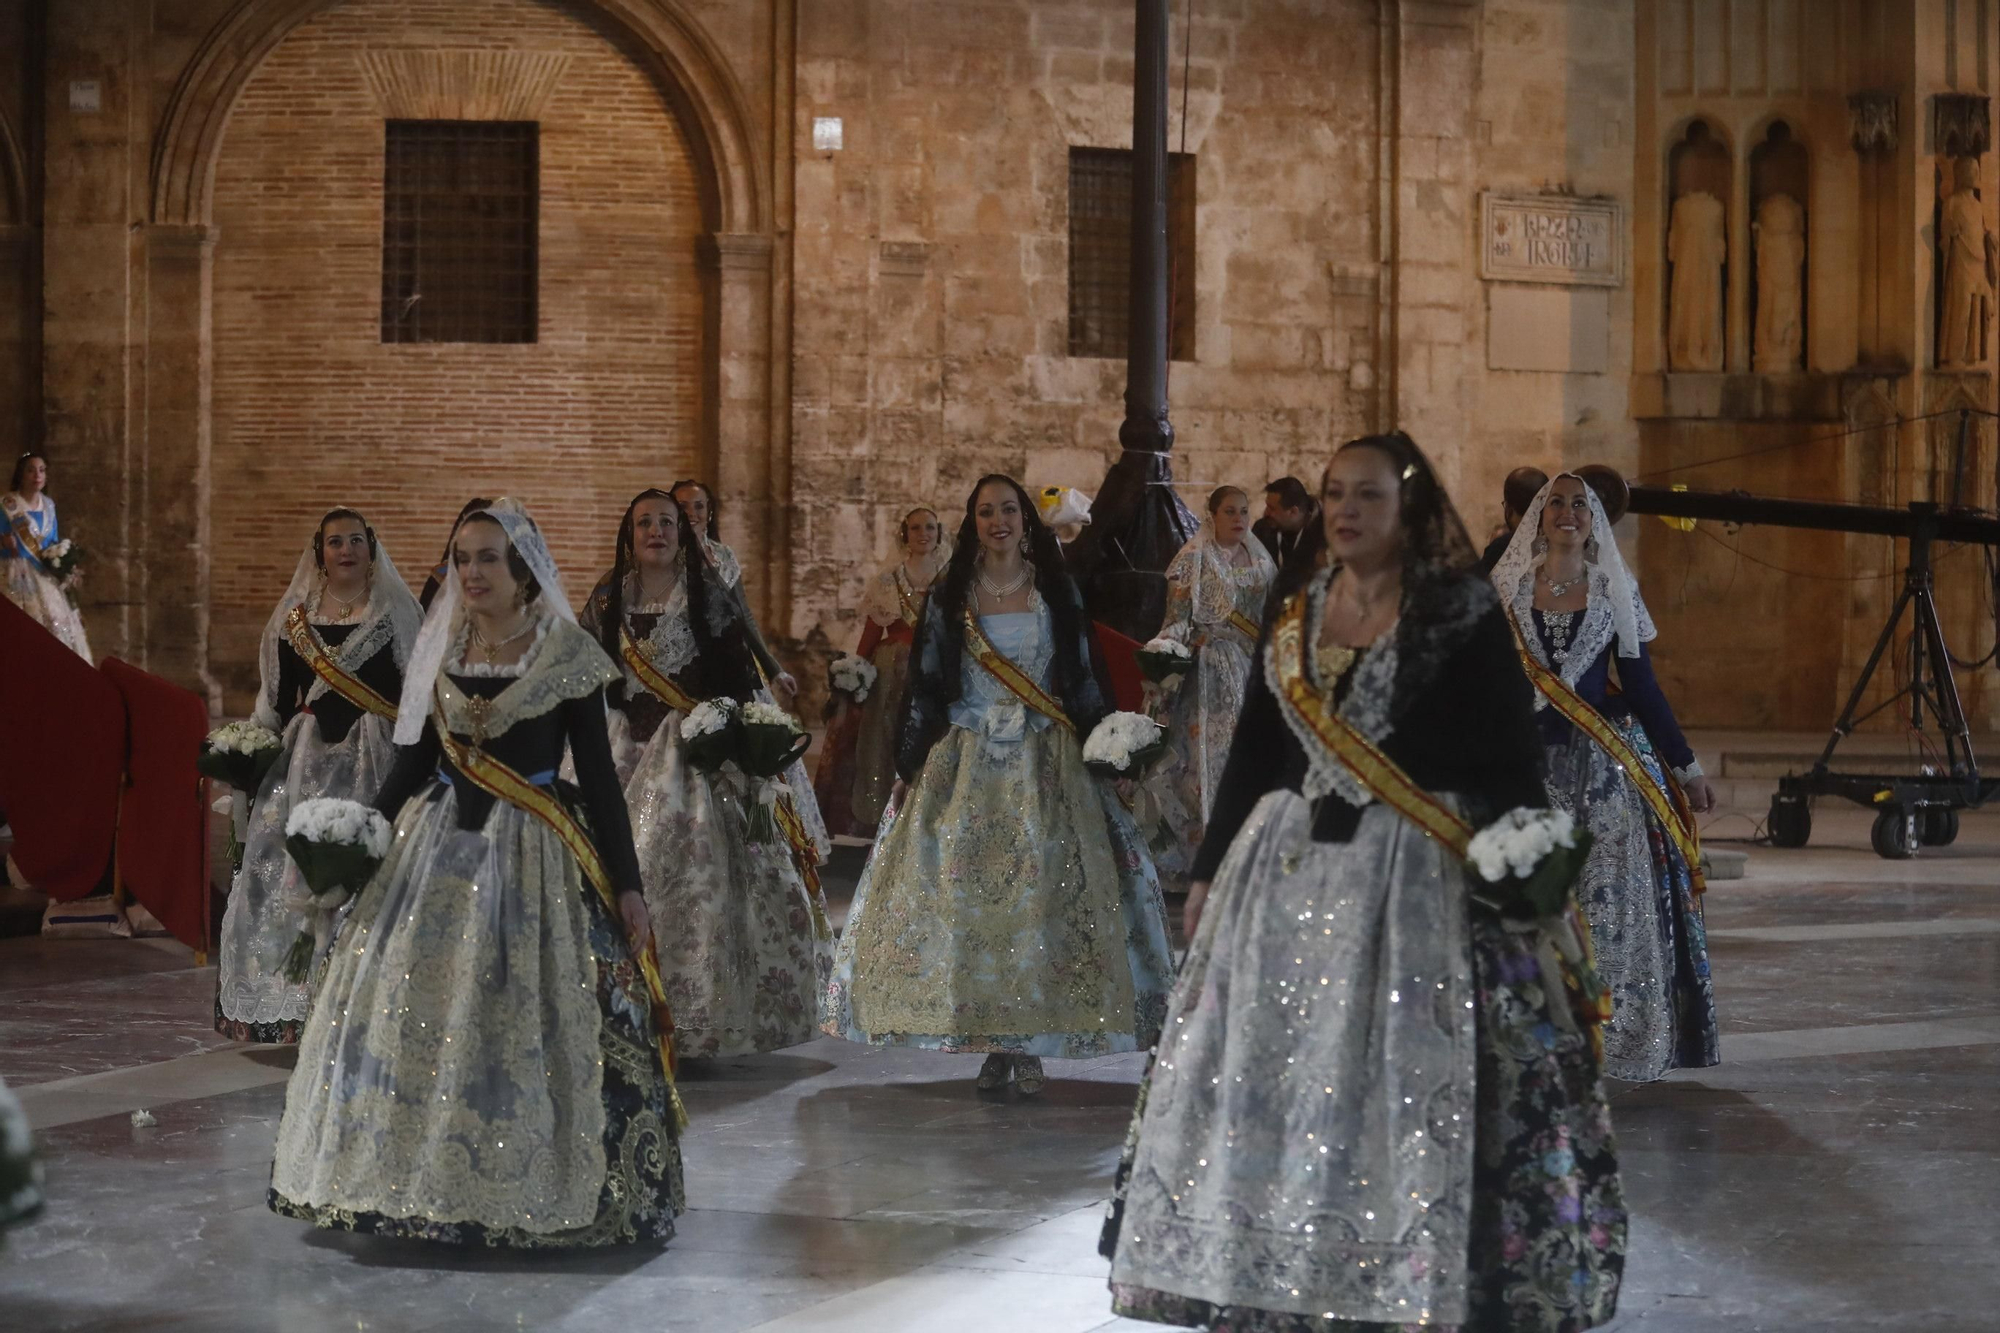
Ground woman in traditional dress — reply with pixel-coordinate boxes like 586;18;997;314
1105;433;1625;1333
583;489;831;1058
1489;474;1719;1084
418;496;491;612
1;452;91;660
1137;485;1276;884
215;508;420;1044
812;505;948;836
821;475;1175;1095
671;479;830;859
269;499;683;1248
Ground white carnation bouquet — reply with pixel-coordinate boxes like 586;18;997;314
1135;635;1193;684
279;797;393;981
828;653;878;703
41;537;82;591
679;699;740;772
1081;710;1168;779
1465;807;1594;920
680;698;809;843
196;720;284;794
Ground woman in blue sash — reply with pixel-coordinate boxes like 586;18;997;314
1489;474;1720;1083
1105;435;1624;1333
2;452;91;660
215;508;419;1043
269;500;683;1248
822;474;1174;1095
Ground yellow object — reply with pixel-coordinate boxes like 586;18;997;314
1658;483;1697;533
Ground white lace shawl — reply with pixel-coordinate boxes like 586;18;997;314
1488;474;1655;699
1163;522;1277;639
251;516;421;730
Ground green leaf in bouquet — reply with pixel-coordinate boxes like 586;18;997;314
682;719;740;773
283;834;382;900
281;929;317;984
196;742;281;795
1517;830;1594;920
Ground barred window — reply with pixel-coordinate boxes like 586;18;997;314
381;120;539;344
1067;146;1196;361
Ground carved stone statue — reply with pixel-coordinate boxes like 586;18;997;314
1753;193;1806;373
1667;190;1726;371
1939;156;1995;368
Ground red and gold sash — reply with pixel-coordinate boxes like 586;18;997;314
1268;589;1472;854
433;710;688;1129
285;605;398;720
962;606;1073;733
1505;612;1706;894
619;624;701;714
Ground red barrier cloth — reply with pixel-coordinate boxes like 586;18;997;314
1094;622;1146;715
0;598;123;898
100;659;211;950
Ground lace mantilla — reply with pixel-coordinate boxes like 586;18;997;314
624;572;698;682
435;617;618;738
1266;569;1399;809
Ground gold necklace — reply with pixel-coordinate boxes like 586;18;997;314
469;614;536;664
322;586;364;623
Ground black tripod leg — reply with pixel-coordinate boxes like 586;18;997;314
1817;583;1916;770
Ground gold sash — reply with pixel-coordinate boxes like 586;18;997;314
1226;608;1261;641
1268;590;1472;854
4;500;49;572
619;625;701;714
285;605;399;720
1505;612;1706;894
433;711;688;1129
962;606;1073;733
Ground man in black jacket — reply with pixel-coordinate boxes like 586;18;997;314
1252;476;1317;569
1476;466;1550;576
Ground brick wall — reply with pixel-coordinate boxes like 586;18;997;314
786;0;1385;648
208;0;707;706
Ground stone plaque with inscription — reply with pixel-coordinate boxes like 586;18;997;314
1481;193;1623;287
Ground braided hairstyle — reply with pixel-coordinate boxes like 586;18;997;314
312;507;378;569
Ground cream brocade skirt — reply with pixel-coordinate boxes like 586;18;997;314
611;709;833;1058
821;722;1175;1057
269;785;683;1246
3;558;91;660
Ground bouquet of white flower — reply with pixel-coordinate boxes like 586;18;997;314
739;700;810;779
196;721;285;795
279;797;391;981
1465;807;1594;920
1081;710;1168;780
41;538;82;590
679;699;740;772
828;653;878;703
0;1076;44;1239
1135;636;1193;684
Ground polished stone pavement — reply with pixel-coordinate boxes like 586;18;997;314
3;797;1998;1332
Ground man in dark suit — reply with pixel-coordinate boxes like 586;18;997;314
1477;467;1550;575
1252;476;1317;569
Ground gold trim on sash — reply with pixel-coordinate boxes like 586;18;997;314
433;709;689;1130
1505;611;1706;894
284;605;399;720
772;795;833;942
1226;608;1261;641
1268;590;1473;855
961;605;1074;733
618;625;701;714
4;499;50;572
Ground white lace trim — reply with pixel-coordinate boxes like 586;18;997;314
1508;566;1619;708
299;602;403;707
448;615;552;679
1266;569;1399;809
623;570;697;683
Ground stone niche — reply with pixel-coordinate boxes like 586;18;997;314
1749;120;1808;374
1665;119;1729;373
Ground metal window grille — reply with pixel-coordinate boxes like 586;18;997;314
1067;146;1196;361
381;120;539;344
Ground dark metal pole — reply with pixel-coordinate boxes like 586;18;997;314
1068;0;1198;642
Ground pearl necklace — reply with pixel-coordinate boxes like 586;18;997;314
977;563;1032;600
469;614;536;664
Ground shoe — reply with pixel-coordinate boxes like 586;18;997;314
975;1053;1012;1091
1013;1056;1046;1096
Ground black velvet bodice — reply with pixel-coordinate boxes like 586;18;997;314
273;623;403;745
371;677;643;900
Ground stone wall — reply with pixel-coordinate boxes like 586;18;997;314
205;0;709;706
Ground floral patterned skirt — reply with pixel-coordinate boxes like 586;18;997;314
821;723;1175;1057
614;709;832;1058
1102;801;1624;1332
268;783;684;1248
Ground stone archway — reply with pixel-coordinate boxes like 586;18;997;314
140;0;779;704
